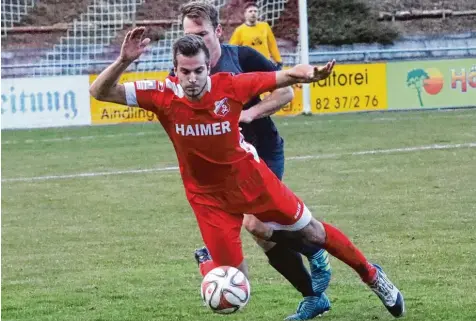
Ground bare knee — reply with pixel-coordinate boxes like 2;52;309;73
243;215;260;234
243;215;276;251
243;215;273;240
253;236;276;252
298;218;326;245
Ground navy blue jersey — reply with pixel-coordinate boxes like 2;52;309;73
170;44;283;155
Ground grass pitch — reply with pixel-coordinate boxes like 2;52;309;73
2;109;476;321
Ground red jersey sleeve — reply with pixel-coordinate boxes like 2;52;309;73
230;72;277;104
123;80;165;111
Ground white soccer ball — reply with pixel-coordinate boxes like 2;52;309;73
200;266;250;314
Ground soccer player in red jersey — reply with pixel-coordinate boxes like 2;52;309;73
179;3;332;320
90;29;405;318
180;4;331;319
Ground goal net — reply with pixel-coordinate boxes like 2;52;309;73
33;0;145;77
3;0;291;77
137;0;289;72
1;0;36;37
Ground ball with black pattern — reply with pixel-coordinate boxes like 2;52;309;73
200;266;250;314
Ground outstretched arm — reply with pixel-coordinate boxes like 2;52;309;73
276;60;335;88
89;27;150;105
238;60;335;122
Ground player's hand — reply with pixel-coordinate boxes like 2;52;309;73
287;60;335;83
119;27;151;63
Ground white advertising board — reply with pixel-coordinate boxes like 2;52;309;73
1;75;91;129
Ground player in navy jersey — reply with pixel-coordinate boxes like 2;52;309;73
176;2;331;320
89;31;405;319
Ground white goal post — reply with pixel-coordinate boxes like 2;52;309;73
298;0;311;114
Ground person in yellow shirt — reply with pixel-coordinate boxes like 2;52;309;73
229;2;283;68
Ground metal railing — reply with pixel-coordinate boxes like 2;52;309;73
2;46;476;77
285;46;476;64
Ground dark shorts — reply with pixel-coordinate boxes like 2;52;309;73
260;142;285;181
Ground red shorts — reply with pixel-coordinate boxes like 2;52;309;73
187;158;312;267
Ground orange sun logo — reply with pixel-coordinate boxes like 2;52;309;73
423;68;444;95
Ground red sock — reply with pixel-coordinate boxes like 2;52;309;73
199;260;218;277
321;222;377;284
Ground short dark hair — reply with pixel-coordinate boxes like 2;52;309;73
173;34;210;67
181;1;219;29
244;2;258;12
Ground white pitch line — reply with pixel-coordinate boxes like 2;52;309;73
287;142;476;160
2;167;180;183
2;142;475;183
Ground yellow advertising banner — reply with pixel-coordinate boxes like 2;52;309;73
310;63;388;113
89;71;169;124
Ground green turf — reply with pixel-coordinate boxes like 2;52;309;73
2;109;476;321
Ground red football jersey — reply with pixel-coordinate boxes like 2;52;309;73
124;72;277;193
